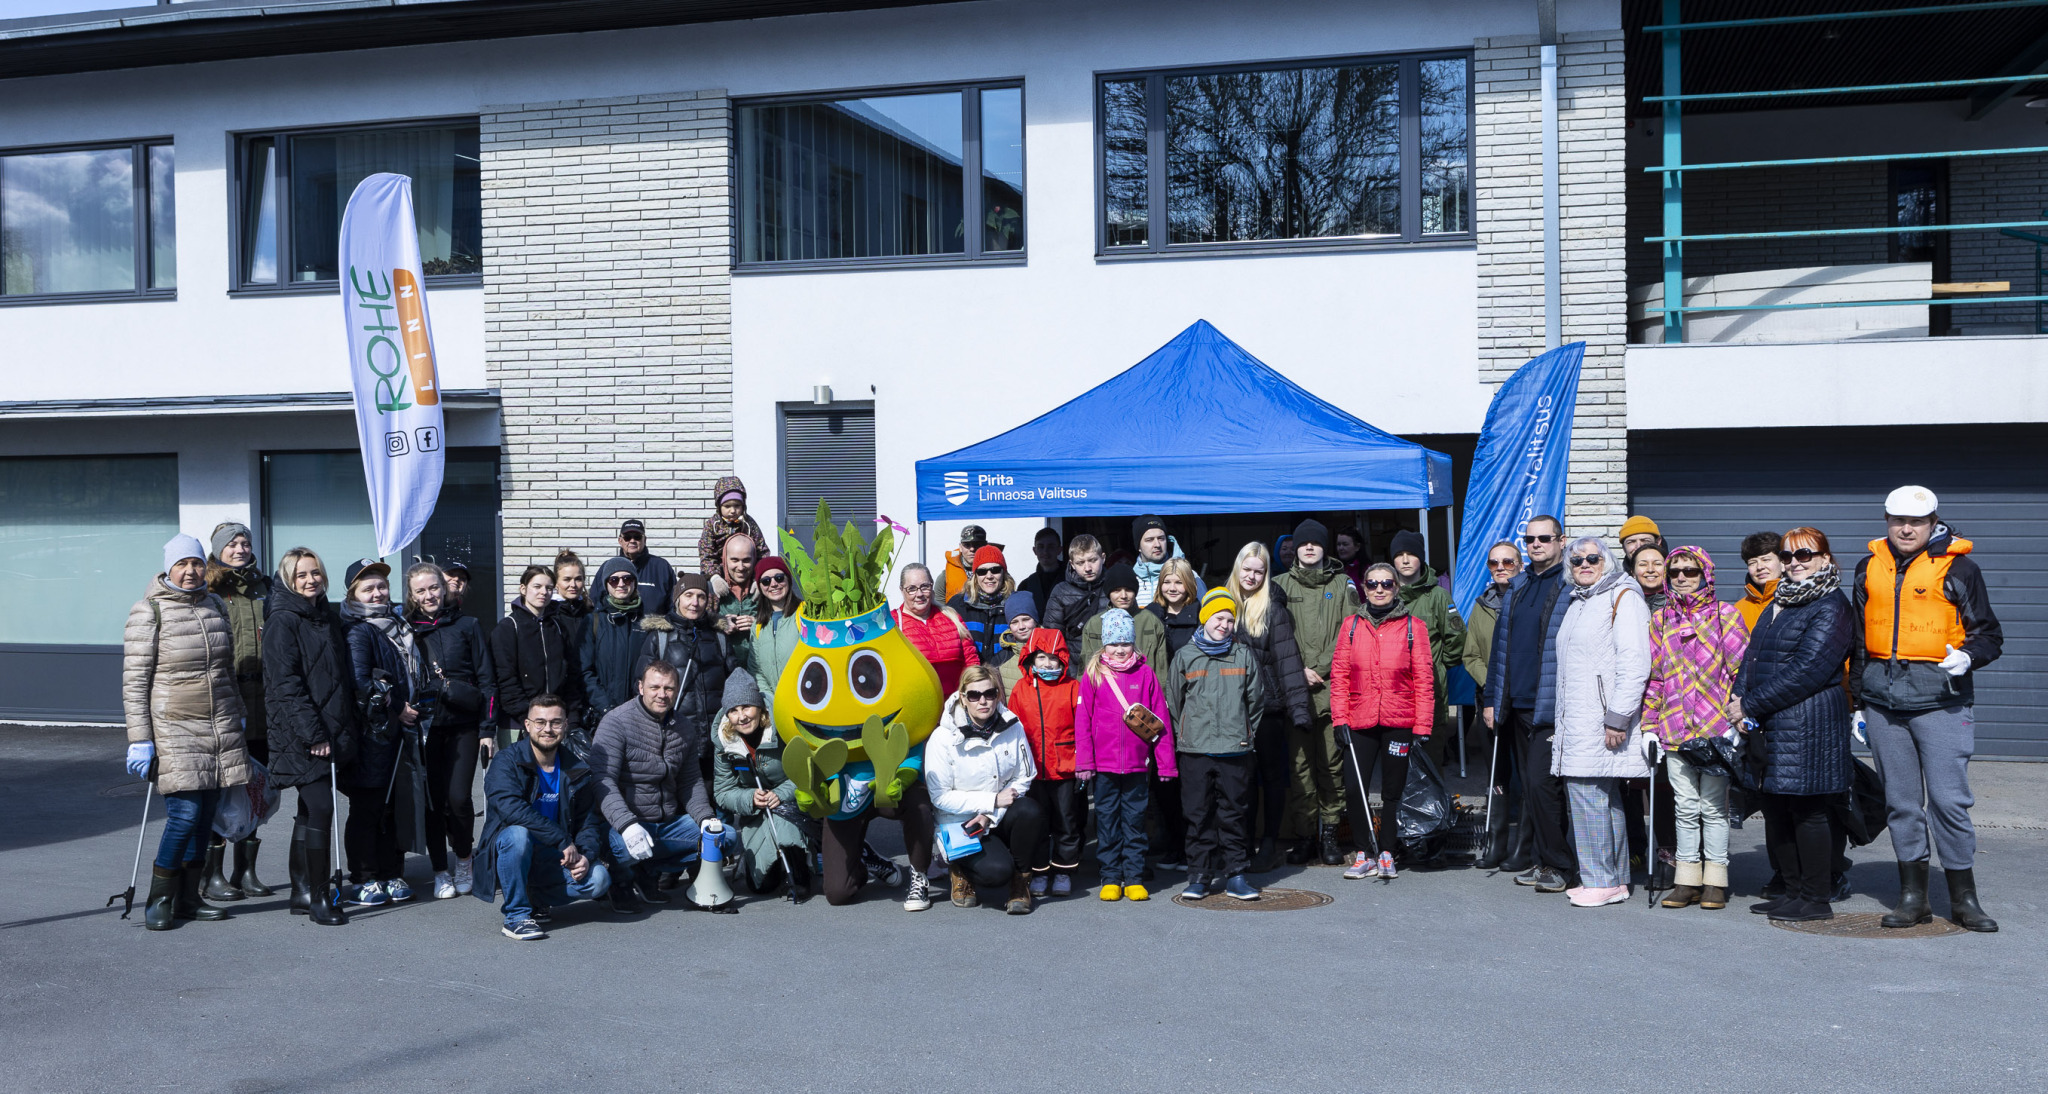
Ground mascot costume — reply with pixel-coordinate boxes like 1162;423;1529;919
775;504;944;905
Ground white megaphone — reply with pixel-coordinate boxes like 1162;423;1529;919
687;826;736;913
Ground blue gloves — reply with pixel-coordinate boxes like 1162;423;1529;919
125;742;154;780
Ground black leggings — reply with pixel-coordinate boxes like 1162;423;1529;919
422;727;482;869
341;784;402;883
1025;778;1084;872
1254;710;1292;841
1762;792;1834;903
955;795;1048;887
295;775;335;830
1339;727;1412;855
821;783;934;906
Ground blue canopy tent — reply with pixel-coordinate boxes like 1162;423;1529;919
915;319;1453;520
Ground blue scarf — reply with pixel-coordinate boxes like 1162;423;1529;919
1192;630;1233;657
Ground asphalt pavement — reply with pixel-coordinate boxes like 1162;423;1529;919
4;723;2045;1093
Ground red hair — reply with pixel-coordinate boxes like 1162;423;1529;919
1781;526;1832;557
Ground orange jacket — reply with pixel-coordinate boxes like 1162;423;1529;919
1737;579;1776;633
1861;535;1970;662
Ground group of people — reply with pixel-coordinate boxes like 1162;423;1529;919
121;478;2005;938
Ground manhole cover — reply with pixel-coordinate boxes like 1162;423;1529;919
1770;912;1968;938
100;782;149;798
1173;887;1333;911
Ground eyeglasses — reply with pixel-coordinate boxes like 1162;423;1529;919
1487;558;1520;570
902;583;934;594
1524;534;1558;544
964;689;999;702
1363;579;1396;590
1774;548;1822;564
974;566;1004;576
759;573;789;585
1568;555;1602;568
526;718;568;731
1667;566;1704;579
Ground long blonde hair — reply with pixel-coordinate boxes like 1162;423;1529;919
1155;558;1199;611
1231;541;1275;638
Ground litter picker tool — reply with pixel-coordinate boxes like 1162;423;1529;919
1339;729;1384;870
329;759;347;910
744;745;801;904
107;778;155;919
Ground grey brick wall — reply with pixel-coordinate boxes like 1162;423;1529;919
1625;161;1889;291
1949;152;2048;332
480;90;733;600
1476;30;1629;537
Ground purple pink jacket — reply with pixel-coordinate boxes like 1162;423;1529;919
1642;546;1751;747
1074;658;1178;777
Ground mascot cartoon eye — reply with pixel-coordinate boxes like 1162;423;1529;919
848;650;886;702
798;657;833;710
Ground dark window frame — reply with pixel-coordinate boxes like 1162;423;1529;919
1093;50;1475;260
733;80;1027;274
228;115;484;297
0;136;176;308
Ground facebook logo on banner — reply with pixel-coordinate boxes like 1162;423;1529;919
1452;343;1585;620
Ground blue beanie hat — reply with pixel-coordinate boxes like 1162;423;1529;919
163;534;206;574
1101;608;1136;646
1004;591;1037;621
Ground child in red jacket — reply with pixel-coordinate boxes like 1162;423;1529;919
1330;564;1436;881
1074;608;1176;901
1008;627;1081;897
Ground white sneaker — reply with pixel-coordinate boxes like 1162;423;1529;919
1029;874;1049;898
903;869;932;912
433;871;457;900
1050;873;1073;897
451;856;474;895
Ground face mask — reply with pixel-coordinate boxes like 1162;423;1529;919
1032;664;1063;682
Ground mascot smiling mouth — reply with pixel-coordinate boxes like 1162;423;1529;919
795;709;901;740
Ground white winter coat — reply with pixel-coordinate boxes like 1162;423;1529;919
1551;572;1654;780
923;699;1038;832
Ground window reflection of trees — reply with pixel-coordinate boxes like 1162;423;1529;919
1165;64;1401;244
1102;79;1150;247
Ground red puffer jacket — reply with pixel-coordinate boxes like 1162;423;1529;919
1007;628;1078;779
895;604;980;696
1330;603;1436;735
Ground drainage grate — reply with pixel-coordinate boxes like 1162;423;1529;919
1771;912;1968;938
1173;887;1334;912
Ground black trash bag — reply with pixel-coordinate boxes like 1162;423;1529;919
1676;732;1756;793
1832;756;1889;848
1396;748;1455;859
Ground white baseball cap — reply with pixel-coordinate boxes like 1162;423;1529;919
1884;485;1938;518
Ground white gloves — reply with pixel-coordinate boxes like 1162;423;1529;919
700;817;723;834
125;742;154;780
1852;710;1868;746
1939;645;1972;677
621;822;655;861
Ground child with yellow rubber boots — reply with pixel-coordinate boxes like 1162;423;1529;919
1074;608;1176;902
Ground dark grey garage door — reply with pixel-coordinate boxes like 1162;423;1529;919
1632;424;2046;759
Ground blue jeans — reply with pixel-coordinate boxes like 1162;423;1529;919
1093;773;1150;884
156;789;221;869
495;826;610;925
605;814;707;875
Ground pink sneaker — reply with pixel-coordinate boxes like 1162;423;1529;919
1568;885;1630;907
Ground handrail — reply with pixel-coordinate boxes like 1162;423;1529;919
1644;73;2048;104
1644;0;2048;33
1645;220;2048;244
1647;145;2048;173
1658;295;2048;314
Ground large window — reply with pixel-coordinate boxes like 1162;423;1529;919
0;140;174;301
0;455;179;645
1098;53;1470;255
235;121;481;291
738;83;1025;269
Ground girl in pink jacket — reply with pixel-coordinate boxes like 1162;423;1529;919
1074;609;1176;901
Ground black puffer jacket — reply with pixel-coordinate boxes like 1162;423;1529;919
554;598;593;668
343;605;413;790
411;610;495;732
587;696;715;829
261;585;359;787
582;557;650;717
492;599;585;728
1042;567;1110;645
632;613;732;747
1738;589;1855;796
1240;598;1313;728
1146;600;1202;656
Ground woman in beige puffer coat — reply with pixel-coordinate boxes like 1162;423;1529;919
123;534;250;930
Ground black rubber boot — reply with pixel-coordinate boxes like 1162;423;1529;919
233;836;275;897
175;863;232;922
304;830;347;926
1317;823;1344;867
288;824;312;915
1284;838;1315;866
1498;818;1536;873
1882;860;1933;928
202;837;244;901
1945;868;1999;933
1251;837;1280;874
1473;807;1511;870
144;866;180;931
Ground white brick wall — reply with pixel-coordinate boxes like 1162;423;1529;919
481;90;733;599
1476;30;1629;535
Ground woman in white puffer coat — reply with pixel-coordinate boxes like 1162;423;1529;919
1551;536;1653;908
924;666;1042;914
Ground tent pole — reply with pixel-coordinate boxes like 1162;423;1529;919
1446;503;1458;594
918;521;927;573
1417;508;1430;568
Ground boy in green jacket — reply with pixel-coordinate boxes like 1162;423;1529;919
1169;588;1264;902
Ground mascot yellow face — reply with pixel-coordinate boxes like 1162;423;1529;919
773;603;941;762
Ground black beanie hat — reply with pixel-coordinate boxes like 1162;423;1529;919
1293;519;1329;550
1104;562;1139;594
1131;515;1166;545
1388;529;1426;561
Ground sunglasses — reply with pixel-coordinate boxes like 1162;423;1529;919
1524;534;1558;544
964;689;999;702
759;572;789;584
606;574;636;585
1667;566;1704;579
1363;579;1396;590
1569;554;1602;568
1487;558;1520;569
1774;548;1822;564
974;566;1004;576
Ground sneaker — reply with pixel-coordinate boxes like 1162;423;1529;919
451;856;474;896
1099;884;1123;902
902;869;931;912
347;881;388;907
432;872;457;900
1513;864;1543;886
383;877;413;902
1124;883;1150;902
1223;874;1260;901
863;843;903;886
1182;875;1211;900
532;906;553;924
1343;852;1374;880
1568;885;1631;907
1029;874;1049;898
1532;868;1571;894
1051;873;1073;897
1769;897;1834;923
501;917;547;941
1376;852;1397;880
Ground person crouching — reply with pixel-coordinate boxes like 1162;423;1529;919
473;695;610;940
926;666;1042;914
1170;589;1264;901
